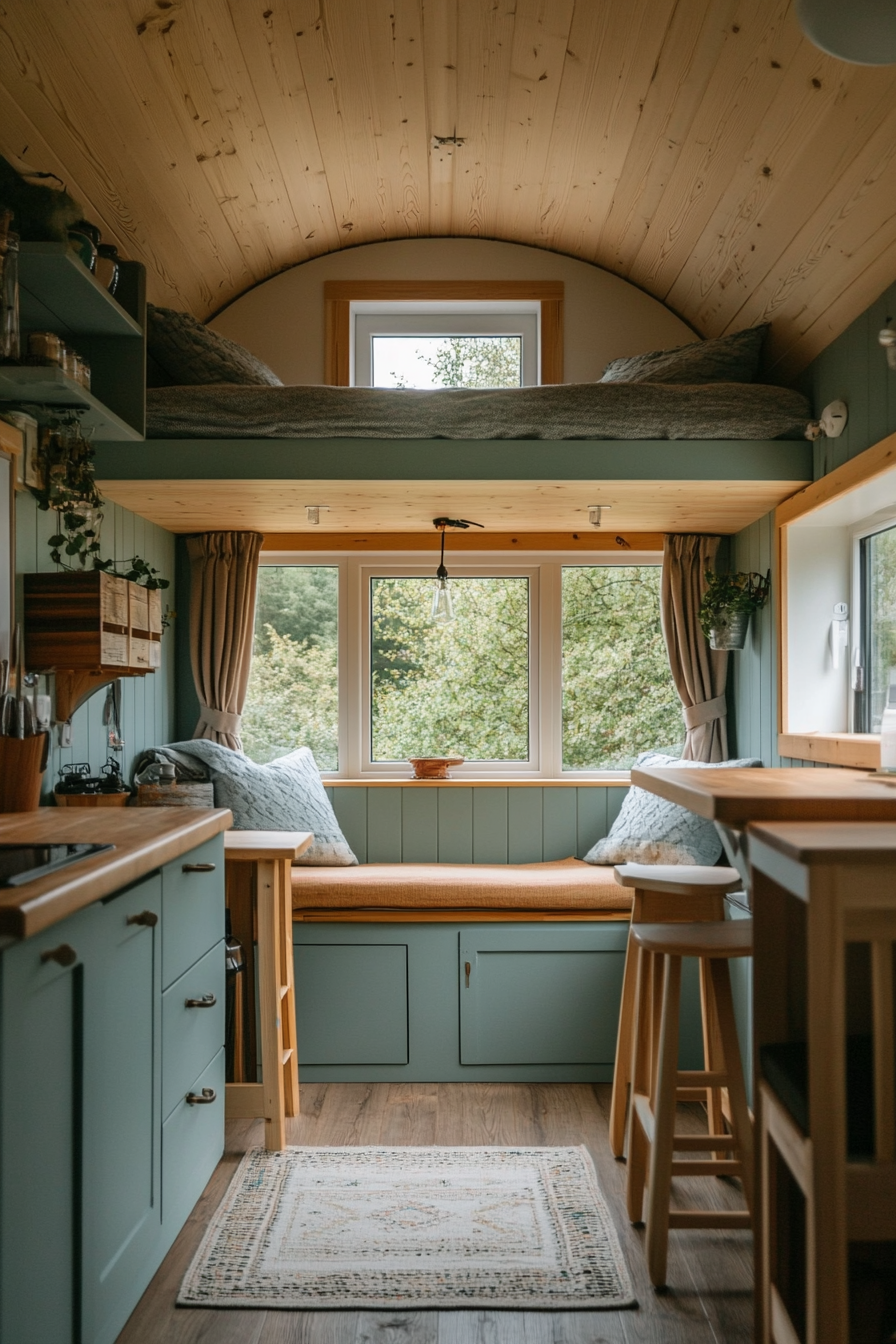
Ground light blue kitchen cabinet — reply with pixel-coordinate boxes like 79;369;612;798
0;836;226;1344
295;942;409;1064
0;901;95;1344
81;874;162;1344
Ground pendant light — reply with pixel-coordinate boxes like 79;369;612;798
431;516;484;624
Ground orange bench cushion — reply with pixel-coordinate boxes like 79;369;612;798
291;857;631;913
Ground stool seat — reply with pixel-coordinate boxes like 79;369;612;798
632;920;753;958
614;863;742;895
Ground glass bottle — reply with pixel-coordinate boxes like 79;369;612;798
0;230;20;361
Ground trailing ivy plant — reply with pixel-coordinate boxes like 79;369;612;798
93;555;170;590
699;569;771;639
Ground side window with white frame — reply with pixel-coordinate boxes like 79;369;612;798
855;518;896;732
241;554;683;777
352;301;539;389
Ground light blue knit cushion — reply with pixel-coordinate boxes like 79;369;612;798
584;751;762;866
158;740;357;866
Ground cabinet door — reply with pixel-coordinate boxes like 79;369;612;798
295;943;409;1064
459;926;628;1065
81;874;161;1344
0;904;96;1344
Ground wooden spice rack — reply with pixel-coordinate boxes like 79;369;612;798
24;571;162;721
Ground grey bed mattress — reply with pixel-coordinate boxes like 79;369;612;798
146;381;812;440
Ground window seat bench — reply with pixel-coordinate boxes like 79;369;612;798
290;857;632;921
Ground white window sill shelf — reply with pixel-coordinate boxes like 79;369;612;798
323;775;632;787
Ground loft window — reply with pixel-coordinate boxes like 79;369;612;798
352;301;537;388
241;555;682;777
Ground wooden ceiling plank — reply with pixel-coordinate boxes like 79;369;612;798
0;1;254;314
131;0;306;282
287;0;392;244
421;0;458;234
223;1;343;261
362;0;431;239
720;103;896;363
674;61;896;339
490;0;577;246
626;0;802;301
536;0;678;263
95;476;805;536
452;0;517;240
599;0;734;279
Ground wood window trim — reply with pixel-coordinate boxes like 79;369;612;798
324;280;564;386
775;430;896;770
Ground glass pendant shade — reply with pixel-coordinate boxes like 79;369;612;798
431;575;455;624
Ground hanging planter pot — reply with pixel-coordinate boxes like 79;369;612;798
708;610;751;651
699;569;770;653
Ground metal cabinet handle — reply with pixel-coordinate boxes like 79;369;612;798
127;910;158;928
182;862;216;873
464;961;471;988
41;943;77;967
186;1087;217;1105
185;993;217;1008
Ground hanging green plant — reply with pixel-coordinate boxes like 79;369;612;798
699;569;771;650
93;555;170;590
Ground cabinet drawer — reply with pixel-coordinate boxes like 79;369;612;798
162;1048;225;1236
162;942;225;1121
162;834;224;989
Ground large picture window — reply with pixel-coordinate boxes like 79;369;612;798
242;554;681;777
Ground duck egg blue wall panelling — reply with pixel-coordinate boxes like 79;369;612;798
327;785;628;865
15;492;176;796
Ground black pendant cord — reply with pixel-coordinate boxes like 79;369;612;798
437;528;448;581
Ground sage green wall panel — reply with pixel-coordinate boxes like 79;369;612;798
607;785;626;830
401;787;439;863
472;788;509;864
330;787;369;864
543;787;578;859
295;943;409;1064
15;491;176;796
507;788;543;863
367;787;403;862
576;786;607;857
437;787;473;863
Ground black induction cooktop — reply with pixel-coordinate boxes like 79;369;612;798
0;844;115;888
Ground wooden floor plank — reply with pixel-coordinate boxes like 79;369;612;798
116;1084;753;1344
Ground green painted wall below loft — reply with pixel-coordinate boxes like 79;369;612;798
15;491;177;796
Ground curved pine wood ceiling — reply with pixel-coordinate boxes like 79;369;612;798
2;0;895;378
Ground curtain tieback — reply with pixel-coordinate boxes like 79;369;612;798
683;694;727;730
199;703;242;735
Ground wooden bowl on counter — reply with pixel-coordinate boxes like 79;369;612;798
407;756;465;781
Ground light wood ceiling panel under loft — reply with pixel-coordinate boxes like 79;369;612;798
2;0;895;379
96;477;808;536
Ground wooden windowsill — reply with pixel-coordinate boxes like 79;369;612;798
778;733;879;770
325;776;632;787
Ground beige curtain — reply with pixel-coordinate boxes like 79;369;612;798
661;534;729;762
187;532;263;750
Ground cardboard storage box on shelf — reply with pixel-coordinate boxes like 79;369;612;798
137;782;215;808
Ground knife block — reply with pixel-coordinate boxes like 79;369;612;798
0;733;50;811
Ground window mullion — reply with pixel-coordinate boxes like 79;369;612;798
539;562;562;778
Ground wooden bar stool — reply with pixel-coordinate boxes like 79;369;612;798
626;919;754;1289
223;830;312;1150
609;863;744;1157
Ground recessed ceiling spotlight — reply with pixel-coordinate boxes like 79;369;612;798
305;505;329;524
588;505;612;528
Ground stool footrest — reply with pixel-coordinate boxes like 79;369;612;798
672;1159;744;1177
673;1132;740;1150
678;1069;730;1087
668;1210;751;1230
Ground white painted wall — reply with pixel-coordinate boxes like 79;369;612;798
209;239;696;386
786;525;852;733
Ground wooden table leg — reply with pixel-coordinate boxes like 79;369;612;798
257;858;287;1149
277;857;300;1119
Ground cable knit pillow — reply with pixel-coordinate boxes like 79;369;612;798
146;305;283;387
599;326;768;385
583;751;762;866
153;741;357;866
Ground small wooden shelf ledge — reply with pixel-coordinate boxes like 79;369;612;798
778;733;879;770
326;776;632;787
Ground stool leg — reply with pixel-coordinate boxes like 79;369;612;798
645;953;683;1289
699;957;727;1150
709;958;754;1211
626;945;653;1225
257;859;287;1150
610;925;640;1157
277;858;300;1120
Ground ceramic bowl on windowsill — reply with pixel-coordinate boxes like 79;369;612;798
407;756;465;780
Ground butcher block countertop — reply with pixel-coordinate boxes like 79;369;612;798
0;808;233;942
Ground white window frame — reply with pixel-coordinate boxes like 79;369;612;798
259;550;664;780
350;300;540;388
851;508;896;733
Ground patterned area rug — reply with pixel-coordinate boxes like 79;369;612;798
178;1145;635;1310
